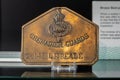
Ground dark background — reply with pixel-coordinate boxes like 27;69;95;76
0;0;92;51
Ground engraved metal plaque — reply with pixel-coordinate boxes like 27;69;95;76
21;7;98;65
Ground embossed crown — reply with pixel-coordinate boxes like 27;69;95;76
54;9;65;22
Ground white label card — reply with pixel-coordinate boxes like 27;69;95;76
92;1;120;59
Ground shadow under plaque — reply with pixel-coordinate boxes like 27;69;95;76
21;65;96;78
21;71;97;78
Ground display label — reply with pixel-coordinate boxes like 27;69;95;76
93;1;120;59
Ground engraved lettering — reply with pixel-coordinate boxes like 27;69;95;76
48;52;84;60
30;33;89;48
24;52;84;60
65;33;89;47
25;52;48;60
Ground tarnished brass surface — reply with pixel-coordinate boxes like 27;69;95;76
21;7;98;65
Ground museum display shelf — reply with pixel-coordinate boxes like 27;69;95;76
0;53;120;79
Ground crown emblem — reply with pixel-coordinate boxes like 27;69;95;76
49;8;72;42
54;9;65;22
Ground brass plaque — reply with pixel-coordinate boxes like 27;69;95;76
21;7;98;65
